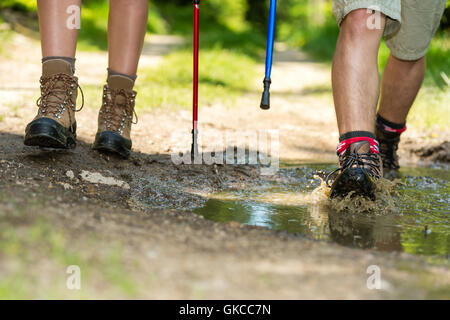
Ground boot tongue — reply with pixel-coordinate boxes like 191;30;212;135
107;75;134;106
42;59;73;77
107;75;134;91
348;140;371;154
41;60;74;106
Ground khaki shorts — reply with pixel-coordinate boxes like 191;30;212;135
332;0;446;60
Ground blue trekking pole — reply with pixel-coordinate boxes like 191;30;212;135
260;0;277;110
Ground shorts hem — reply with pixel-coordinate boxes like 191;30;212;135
334;0;401;36
388;47;428;61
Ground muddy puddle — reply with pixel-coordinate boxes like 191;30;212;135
194;164;450;257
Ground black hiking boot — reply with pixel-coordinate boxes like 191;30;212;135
376;121;401;175
326;141;383;200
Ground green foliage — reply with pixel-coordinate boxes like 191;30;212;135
133;0;265;109
0;0;36;11
278;0;338;60
278;0;449;129
78;0;168;51
137;47;258;110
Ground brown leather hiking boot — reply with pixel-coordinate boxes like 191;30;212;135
24;59;83;149
92;75;137;158
327;141;383;200
376;122;401;173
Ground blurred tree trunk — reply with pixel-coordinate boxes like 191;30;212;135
245;0;268;32
441;5;450;31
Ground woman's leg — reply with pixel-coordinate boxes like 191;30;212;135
38;0;81;58
108;0;149;76
92;0;148;158
24;0;82;149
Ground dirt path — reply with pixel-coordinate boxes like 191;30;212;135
0;31;449;299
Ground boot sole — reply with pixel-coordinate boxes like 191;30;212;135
24;118;76;149
330;167;376;200
92;131;132;159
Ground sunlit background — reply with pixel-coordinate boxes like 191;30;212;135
1;0;448;129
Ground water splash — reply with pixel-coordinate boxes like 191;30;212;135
194;164;449;257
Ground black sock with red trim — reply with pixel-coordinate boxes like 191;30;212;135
337;131;379;156
376;114;407;135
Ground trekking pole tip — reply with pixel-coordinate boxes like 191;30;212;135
191;129;199;159
260;77;271;110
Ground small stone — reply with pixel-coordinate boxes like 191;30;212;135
80;170;130;189
229;221;241;228
66;170;75;179
62;183;72;190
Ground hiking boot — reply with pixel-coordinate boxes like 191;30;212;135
24;59;83;149
327;140;383;200
92;75;137;159
376;121;401;173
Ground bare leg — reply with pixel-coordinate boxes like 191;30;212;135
108;0;149;76
332;9;386;135
378;55;426;124
38;0;81;58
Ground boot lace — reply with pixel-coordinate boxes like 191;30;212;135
36;73;84;130
325;152;381;187
378;137;400;170
100;86;138;135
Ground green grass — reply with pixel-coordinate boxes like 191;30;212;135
0;194;141;299
137;47;258;110
378;34;450;129
133;3;264;110
407;87;450;129
0;16;14;56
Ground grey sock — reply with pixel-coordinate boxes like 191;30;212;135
42;56;76;74
107;68;137;84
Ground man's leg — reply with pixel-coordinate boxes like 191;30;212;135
327;9;386;199
378;55;426;125
374;55;425;172
332;9;386;135
376;0;446;172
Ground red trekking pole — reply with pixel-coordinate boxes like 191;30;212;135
191;0;200;158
